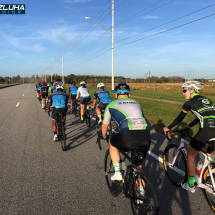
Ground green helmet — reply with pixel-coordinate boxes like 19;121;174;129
80;81;86;85
97;82;105;88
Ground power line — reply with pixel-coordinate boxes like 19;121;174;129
115;0;128;10
115;3;215;44
115;13;215;49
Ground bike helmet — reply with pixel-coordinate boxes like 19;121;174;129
56;84;64;90
59;80;63;83
42;81;45;85
97;82;105;88
54;82;58;87
80;81;86;85
71;81;76;85
114;83;130;95
182;81;202;93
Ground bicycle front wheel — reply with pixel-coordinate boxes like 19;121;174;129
202;165;215;213
130;172;159;215
163;144;187;186
104;149;121;197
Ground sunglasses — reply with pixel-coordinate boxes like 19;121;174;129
183;89;189;93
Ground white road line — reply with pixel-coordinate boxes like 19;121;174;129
16;102;20;107
147;150;185;176
22;94;24;96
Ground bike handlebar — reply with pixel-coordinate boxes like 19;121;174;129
166;128;193;142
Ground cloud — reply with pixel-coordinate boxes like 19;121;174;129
54;19;69;24
142;15;158;19
65;6;80;11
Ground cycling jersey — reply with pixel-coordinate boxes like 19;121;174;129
182;94;215;128
49;92;68;109
51;86;57;95
36;84;41;90
69;85;78;95
103;97;151;132
41;86;49;94
94;89;112;104
76;87;90;99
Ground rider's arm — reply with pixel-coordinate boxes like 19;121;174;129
102;107;111;138
92;99;96;107
76;88;80;100
167;101;191;129
189;117;199;127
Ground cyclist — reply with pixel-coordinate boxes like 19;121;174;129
48;82;54;96
50;82;58;95
68;81;78;113
102;83;151;200
36;82;41;98
47;85;68;141
59;80;66;93
76;81;91;122
163;81;215;193
40;81;49;109
91;82;112;124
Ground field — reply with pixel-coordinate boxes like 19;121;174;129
0;83;20;88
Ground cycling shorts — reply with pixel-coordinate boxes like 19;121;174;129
80;96;91;106
190;128;215;151
96;102;108;111
71;94;77;101
110;130;151;156
37;89;40;93
41;93;48;99
51;107;68;121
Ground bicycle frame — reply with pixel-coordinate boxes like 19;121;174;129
171;137;215;195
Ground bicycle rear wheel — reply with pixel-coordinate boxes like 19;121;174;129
85;110;91;127
163;144;187;186
202;165;215;213
60;117;66;151
130;172;159;215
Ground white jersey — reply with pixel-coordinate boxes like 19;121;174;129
76;87;90;99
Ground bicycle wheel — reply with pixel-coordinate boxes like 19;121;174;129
104;149;122;197
130;172;159;215
85;110;91;127
44;100;46;112
60;117;66;151
74;103;78;117
201;165;215;213
163;144;187;187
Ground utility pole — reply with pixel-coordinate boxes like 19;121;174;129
193;69;194;80
50;63;52;82
145;71;151;83
111;0;114;90
23;78;24;84
185;69;186;81
45;68;46;82
62;51;64;83
42;71;43;82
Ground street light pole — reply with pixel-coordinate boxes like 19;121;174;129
45;68;46;82
62;51;64;84
50;63;52;82
111;0;114;91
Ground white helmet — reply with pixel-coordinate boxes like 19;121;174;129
56;84;64;90
182;81;202;93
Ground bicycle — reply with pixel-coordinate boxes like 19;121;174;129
163;128;215;212
56;111;66;151
104;144;159;215
79;101;91;127
38;95;42;104
71;99;78;117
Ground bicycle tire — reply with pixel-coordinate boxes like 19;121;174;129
201;165;215;213
44;100;46;112
60;116;66;151
129;172;159;215
85;110;91;127
74;103;78;117
163;144;187;187
104;149;122;197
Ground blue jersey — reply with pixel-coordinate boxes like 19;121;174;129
51;86;57;95
69;85;78;95
94;89;112;104
36;84;41;90
50;92;68;109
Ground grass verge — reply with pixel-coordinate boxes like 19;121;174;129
0;83;21;89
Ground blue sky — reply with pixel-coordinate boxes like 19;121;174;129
0;0;215;79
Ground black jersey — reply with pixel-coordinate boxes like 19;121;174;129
182;94;215;128
41;86;49;94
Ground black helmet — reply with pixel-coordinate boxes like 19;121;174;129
71;81;76;85
114;83;130;95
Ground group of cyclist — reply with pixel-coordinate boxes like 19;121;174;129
35;79;215;198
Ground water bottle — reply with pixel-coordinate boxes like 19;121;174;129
194;161;203;184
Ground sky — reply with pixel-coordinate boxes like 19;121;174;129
0;0;215;79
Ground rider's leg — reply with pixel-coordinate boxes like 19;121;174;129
96;106;102;120
71;101;73;110
109;141;121;174
187;146;198;187
52;120;57;133
80;105;84;120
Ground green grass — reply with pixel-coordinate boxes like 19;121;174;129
0;83;21;88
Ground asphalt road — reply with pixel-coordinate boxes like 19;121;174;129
0;84;214;215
